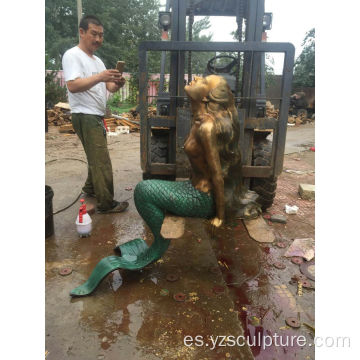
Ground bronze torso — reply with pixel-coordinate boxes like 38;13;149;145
184;117;214;194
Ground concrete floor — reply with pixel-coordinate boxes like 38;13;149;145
283;123;315;155
45;124;315;360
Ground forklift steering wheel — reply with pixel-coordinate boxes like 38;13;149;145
207;55;238;76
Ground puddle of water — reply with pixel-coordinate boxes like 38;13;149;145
47;208;313;359
109;270;123;292
209;220;314;359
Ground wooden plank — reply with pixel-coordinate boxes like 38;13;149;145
149;116;176;128
245;117;277;130
160;215;185;239
54;102;71;110
59;124;75;133
150;163;176;175
242;166;272;178
244;216;275;243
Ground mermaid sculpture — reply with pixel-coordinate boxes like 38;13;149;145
70;75;261;297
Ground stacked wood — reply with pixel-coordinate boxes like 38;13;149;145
47;104;72;127
49;104;157;133
105;117;121;132
117;106;156;123
108;106;156;132
59;124;75;133
288;115;306;126
47;103;74;133
288;116;296;124
295;116;304;126
266;101;279;118
54;102;70;110
105;117;140;132
128;107;139;119
266;101;312;126
148;106;157;117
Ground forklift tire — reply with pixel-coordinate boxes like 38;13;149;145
150;133;168;163
250;138;278;211
143;132;176;181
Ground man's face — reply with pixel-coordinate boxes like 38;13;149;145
79;23;104;53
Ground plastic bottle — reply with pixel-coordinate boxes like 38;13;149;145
75;199;92;237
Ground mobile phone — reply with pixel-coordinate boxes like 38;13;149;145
116;61;125;73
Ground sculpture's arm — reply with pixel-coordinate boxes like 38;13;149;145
198;115;225;227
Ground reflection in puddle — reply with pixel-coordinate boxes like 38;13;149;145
110;270;123;292
150;276;158;285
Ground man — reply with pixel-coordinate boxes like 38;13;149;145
62;15;128;213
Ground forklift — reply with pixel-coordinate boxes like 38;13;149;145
138;0;294;210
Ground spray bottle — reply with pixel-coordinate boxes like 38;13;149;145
75;198;92;237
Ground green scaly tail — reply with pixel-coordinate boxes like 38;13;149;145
70;180;215;296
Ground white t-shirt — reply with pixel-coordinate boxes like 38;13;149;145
62;46;107;116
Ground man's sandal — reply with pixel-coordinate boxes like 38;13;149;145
97;200;129;214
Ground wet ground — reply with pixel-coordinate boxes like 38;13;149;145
45;125;315;360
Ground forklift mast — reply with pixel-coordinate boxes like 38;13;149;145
158;0;268;116
138;0;294;186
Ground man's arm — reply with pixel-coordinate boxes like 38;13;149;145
66;69;122;93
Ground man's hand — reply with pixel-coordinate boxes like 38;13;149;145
114;76;126;88
106;76;126;93
98;69;122;83
66;70;123;94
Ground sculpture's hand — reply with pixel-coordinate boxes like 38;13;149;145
210;217;223;237
211;217;223;228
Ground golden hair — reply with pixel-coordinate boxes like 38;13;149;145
204;76;241;178
203;75;244;214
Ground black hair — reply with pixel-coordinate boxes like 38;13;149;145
79;15;103;31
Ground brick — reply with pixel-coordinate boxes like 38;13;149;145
270;214;287;224
298;184;315;200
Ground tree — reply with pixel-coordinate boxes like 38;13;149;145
45;55;67;107
264;54;276;89
292;28;315;88
185;16;213;74
45;0;161;72
45;0;162;103
45;0;79;69
229;28;276;91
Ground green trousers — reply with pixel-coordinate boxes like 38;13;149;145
71;113;114;211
